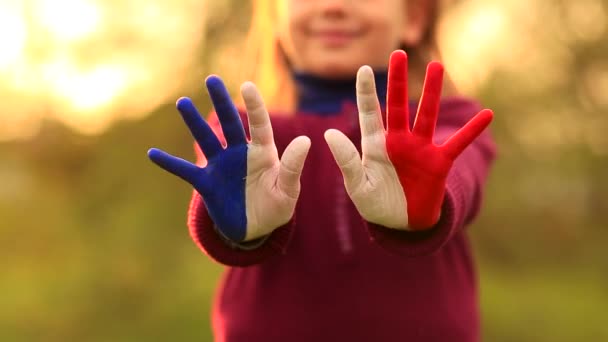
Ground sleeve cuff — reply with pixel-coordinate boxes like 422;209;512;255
214;231;271;251
365;169;468;257
187;192;295;267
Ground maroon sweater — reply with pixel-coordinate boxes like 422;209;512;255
187;98;496;341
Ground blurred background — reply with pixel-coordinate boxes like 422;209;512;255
1;0;607;340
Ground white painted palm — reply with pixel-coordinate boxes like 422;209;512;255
324;66;409;230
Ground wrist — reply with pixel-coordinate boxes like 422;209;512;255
213;224;270;250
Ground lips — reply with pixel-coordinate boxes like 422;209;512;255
310;29;363;47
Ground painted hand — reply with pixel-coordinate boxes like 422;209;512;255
148;76;311;242
325;50;493;230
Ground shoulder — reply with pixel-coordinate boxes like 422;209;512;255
438;96;485;124
440;96;483;113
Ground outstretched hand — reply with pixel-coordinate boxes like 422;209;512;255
148;76;311;242
325;50;493;230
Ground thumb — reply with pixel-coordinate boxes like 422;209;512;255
324;129;365;194
277;136;312;199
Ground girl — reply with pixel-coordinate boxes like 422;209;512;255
148;0;496;341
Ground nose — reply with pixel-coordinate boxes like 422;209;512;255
318;0;349;18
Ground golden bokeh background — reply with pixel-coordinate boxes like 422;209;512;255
0;0;208;139
1;0;607;340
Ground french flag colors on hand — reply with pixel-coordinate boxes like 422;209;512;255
148;76;311;243
385;51;493;229
325;50;493;231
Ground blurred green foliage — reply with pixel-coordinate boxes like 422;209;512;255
1;0;607;341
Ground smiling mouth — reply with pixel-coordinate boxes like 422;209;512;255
310;30;363;47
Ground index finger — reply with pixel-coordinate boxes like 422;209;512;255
356;65;384;139
241;82;274;146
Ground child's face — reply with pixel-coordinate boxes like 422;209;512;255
276;0;421;78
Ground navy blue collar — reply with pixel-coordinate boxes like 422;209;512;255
293;71;388;116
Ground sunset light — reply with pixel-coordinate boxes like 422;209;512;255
0;0;208;140
0;4;27;71
36;0;102;42
0;0;606;144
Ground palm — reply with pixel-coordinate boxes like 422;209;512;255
242;138;306;234
326;50;493;230
148;77;310;242
324;65;408;229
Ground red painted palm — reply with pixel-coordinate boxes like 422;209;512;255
325;50;493;231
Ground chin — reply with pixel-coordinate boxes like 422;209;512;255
311;62;360;80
